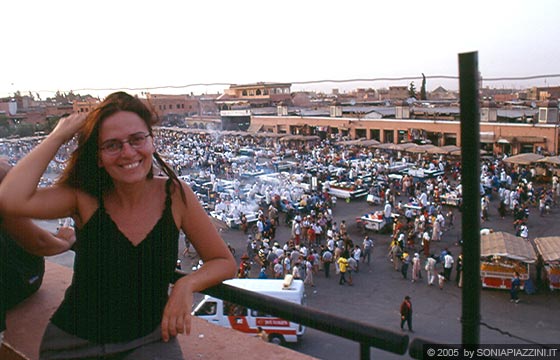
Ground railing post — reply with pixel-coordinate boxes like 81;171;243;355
360;342;370;360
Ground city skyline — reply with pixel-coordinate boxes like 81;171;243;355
2;0;559;99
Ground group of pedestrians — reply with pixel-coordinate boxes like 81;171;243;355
3;123;559;343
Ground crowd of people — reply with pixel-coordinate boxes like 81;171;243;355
145;129;559;299
2;115;559;352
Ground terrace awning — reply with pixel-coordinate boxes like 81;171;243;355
480;132;495;143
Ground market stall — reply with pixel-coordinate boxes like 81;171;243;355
480;232;537;290
210;210;259;229
534;236;560;291
404;167;444;181
326;181;368;200
356;212;399;233
440;192;462;207
403;202;423;216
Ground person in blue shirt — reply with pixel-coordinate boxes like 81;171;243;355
510;271;521;303
258;266;268;279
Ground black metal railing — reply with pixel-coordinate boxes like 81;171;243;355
202;282;409;360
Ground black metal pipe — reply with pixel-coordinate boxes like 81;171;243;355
408;336;444;359
458;51;481;345
360;342;371;360
202;283;409;355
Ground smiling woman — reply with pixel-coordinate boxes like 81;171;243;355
0;92;237;360
99;131;152;155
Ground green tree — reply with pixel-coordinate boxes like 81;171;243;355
0;127;11;138
408;82;417;99
14;123;34;137
420;73;427;100
45;116;62;133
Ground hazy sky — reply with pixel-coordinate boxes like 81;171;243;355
2;0;559;99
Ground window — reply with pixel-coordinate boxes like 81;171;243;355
384;129;394;143
242;90;248;96
256;89;262;96
224;301;247;316
251;309;275;317
397;130;408;143
194;302;217;316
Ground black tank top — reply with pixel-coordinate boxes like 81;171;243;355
51;179;179;343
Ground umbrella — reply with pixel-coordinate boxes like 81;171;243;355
536;156;560;166
425;145;448;154
398;143;419;150
448;148;487;156
503;153;544;165
359;139;381;146
374;142;400;150
439;145;461;154
279;135;320;142
337;139;364;146
406;144;437;153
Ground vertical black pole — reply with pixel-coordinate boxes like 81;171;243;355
360;343;370;360
459;51;481;346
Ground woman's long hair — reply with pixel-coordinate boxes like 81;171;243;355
57;92;185;202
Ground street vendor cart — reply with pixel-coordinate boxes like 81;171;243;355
440;192;462;207
357;211;386;232
327;181;368;201
356;212;398;233
534;236;560;291
480;232;537;290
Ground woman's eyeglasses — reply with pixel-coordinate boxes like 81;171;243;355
100;132;151;155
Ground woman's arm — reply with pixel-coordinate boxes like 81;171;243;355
0;114;86;219
161;181;237;342
1;216;75;256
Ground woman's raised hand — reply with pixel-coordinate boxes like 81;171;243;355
50;113;88;143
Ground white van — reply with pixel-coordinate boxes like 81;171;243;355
192;277;306;344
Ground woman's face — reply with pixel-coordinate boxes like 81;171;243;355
97;111;154;185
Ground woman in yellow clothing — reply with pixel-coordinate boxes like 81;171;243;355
337;251;349;285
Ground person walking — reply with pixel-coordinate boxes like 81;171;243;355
401;251;410;280
456;253;463;287
443;251;454;281
399;296;413;332
510;271;521;303
425;255;437;286
0;92;237;359
388;240;401;272
362;236;374;265
303;257;314;287
322;248;333;278
411;253;421;283
337;252;349;285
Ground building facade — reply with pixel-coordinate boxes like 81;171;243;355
250;104;559;156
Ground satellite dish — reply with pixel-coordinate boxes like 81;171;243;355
531;102;536;108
